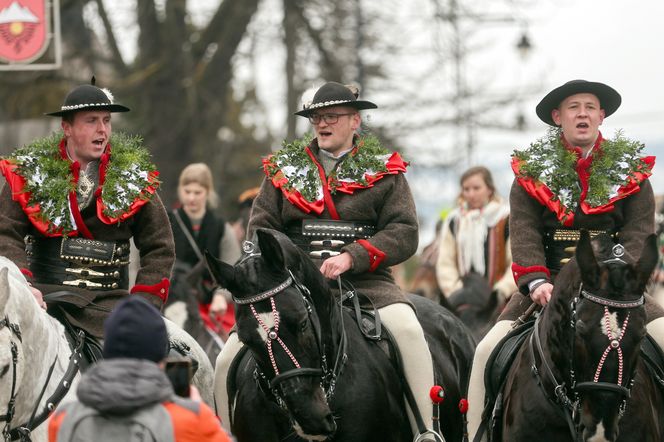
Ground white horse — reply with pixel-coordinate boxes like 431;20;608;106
0;257;214;441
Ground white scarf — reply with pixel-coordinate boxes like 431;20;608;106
454;199;509;276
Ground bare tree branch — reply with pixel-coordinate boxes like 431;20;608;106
292;1;343;81
136;0;162;62
94;0;127;73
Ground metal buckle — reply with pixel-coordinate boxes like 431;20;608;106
309;250;341;258
65;267;106;277
310;240;346;248
62;279;103;288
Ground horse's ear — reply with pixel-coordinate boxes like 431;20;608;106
256;229;286;271
636;234;659;288
204;250;235;289
576;229;600;286
0;267;9;313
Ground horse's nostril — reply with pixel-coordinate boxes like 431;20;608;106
324;414;337;434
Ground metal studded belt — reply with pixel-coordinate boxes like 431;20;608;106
26;236;130;290
286;219;377;259
543;228;615;273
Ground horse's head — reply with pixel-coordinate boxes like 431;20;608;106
448;272;498;340
206;228;337;439
564;231;657;441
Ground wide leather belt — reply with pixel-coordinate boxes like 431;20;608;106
26;236;130;290
286;219;377;259
543;228;615;273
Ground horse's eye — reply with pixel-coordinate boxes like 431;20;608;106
300;320;308;332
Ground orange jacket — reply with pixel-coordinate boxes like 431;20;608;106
48;359;231;442
48;399;231;442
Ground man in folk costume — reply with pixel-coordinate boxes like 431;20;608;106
467;79;664;440
0;80;175;359
215;82;441;441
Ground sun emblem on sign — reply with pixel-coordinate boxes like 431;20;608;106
0;0;47;63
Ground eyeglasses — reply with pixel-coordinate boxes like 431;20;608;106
308;112;356;125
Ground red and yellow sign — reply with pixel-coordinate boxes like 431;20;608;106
0;0;48;63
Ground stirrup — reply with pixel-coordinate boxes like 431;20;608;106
413;430;446;442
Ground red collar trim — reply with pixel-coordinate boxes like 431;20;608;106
512;153;655;226
263;143;408;215
305;146;340;219
0;138;159;236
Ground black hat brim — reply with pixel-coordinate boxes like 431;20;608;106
294;100;377;117
536;80;621;126
45;103;130;117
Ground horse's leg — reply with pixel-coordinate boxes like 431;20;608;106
163;318;215;407
467;320;512;440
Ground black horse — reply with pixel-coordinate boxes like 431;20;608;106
165;261;224;364
448;272;500;341
207;228;476;442
495;231;664;441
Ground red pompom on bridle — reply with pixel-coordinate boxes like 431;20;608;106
429;385;445;404
458;398;469;414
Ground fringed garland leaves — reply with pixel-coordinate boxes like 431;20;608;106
265;133;322;202
99;132;159;219
265;133;391;203
513;127;646;212
13;132;75;231
9;132;158;234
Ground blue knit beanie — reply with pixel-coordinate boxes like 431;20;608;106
103;296;169;362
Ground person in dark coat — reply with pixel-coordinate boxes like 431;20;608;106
0;80;174;342
466;79;664;440
168;163;240;336
214;82;440;441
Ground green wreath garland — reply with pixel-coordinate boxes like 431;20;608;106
513;127;646;211
265;133;391;203
9;132;158;234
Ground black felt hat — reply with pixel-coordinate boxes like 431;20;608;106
536;79;621;126
103;296;169;363
46;79;130;117
295;82;377;117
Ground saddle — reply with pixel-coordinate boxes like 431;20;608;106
44;294;104;371
44;291;200;376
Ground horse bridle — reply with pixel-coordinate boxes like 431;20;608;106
529;277;645;441
233;264;348;409
0;315;84;442
0;316;21;441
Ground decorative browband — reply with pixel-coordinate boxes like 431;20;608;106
233;276;293;305
580;290;644;309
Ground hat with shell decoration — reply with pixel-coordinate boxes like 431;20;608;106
45;76;130;117
294;82;377;117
